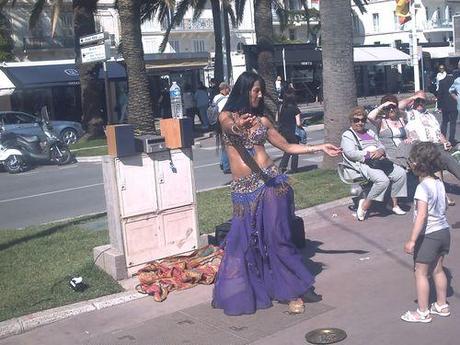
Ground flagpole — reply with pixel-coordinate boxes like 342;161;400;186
411;1;421;91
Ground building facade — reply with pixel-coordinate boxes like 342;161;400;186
351;0;460;93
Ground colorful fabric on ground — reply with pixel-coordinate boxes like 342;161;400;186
136;245;224;302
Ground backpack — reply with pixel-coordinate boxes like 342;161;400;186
207;96;225;126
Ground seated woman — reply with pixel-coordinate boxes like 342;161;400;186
367;94;412;169
369;92;460;205
213;71;341;316
341;106;408;221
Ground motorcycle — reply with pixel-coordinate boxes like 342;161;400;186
0;129;28;174
5;117;73;167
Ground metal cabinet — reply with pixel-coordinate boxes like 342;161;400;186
106;148;199;276
116;154;158;218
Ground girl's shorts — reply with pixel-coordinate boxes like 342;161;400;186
414;229;450;264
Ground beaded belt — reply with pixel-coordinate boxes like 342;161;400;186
230;165;280;194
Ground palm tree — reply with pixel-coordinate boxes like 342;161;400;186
252;0;278;119
320;0;367;169
118;0;153;135
233;0;290;120
28;0;105;139
0;6;14;61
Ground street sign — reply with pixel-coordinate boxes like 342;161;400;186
79;32;105;46
81;43;108;64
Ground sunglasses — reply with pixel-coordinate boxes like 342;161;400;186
384;105;397;111
353;117;367;124
415;98;426;105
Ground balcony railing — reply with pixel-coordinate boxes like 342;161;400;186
22;36;75;50
272;10;319;25
162;18;214;32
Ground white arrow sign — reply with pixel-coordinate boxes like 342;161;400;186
81;43;107;63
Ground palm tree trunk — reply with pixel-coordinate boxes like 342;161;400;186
211;0;224;83
223;6;232;83
118;0;155;135
254;0;277;120
73;2;105;139
320;0;357;169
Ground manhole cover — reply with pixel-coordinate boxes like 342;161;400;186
305;328;347;344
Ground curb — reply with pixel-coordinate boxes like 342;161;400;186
0;291;147;339
0;196;352;340
76;156;103;163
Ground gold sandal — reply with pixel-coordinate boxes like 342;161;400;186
288;298;305;314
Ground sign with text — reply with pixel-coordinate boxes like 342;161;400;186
79;32;105;46
81;43;107;63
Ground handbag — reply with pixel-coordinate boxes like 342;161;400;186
365;158;394;175
347;129;394;175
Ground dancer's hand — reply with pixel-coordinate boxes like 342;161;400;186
321;143;342;157
234;113;255;129
404;240;415;254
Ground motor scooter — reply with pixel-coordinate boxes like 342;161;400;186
8;117;73;167
0;129;28;173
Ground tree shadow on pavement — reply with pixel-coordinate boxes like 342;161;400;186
298;239;369;277
445;182;460;195
312;207;460;300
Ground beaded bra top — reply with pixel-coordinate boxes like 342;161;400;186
222;116;268;149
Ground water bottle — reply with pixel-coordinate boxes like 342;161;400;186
169;81;183;119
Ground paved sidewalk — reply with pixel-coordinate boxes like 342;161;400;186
1;175;459;345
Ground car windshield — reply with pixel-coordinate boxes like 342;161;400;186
14;113;36;124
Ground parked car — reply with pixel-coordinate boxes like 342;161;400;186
0;111;84;145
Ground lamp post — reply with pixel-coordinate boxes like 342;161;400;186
411;0;421;91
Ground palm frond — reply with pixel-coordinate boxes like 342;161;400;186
29;0;46;30
224;3;236;28
353;0;368;14
50;0;63;38
159;0;192;53
233;0;247;26
191;0;207;22
140;0;175;22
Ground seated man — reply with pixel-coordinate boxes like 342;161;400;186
341;106;408;221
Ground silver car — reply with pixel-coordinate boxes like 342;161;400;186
0;111;84;145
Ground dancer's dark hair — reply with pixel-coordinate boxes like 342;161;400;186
222;71;266;116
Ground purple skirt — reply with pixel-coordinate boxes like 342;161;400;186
212;169;314;316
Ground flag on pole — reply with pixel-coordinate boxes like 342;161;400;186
396;0;412;25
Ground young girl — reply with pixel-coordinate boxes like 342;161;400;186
401;142;451;323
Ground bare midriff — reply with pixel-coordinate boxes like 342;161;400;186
225;144;273;180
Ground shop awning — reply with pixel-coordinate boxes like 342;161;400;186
145;59;209;71
353;46;410;65
422;46;456;59
1;61;126;89
0;69;15;96
274;46;322;65
144;52;210;72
